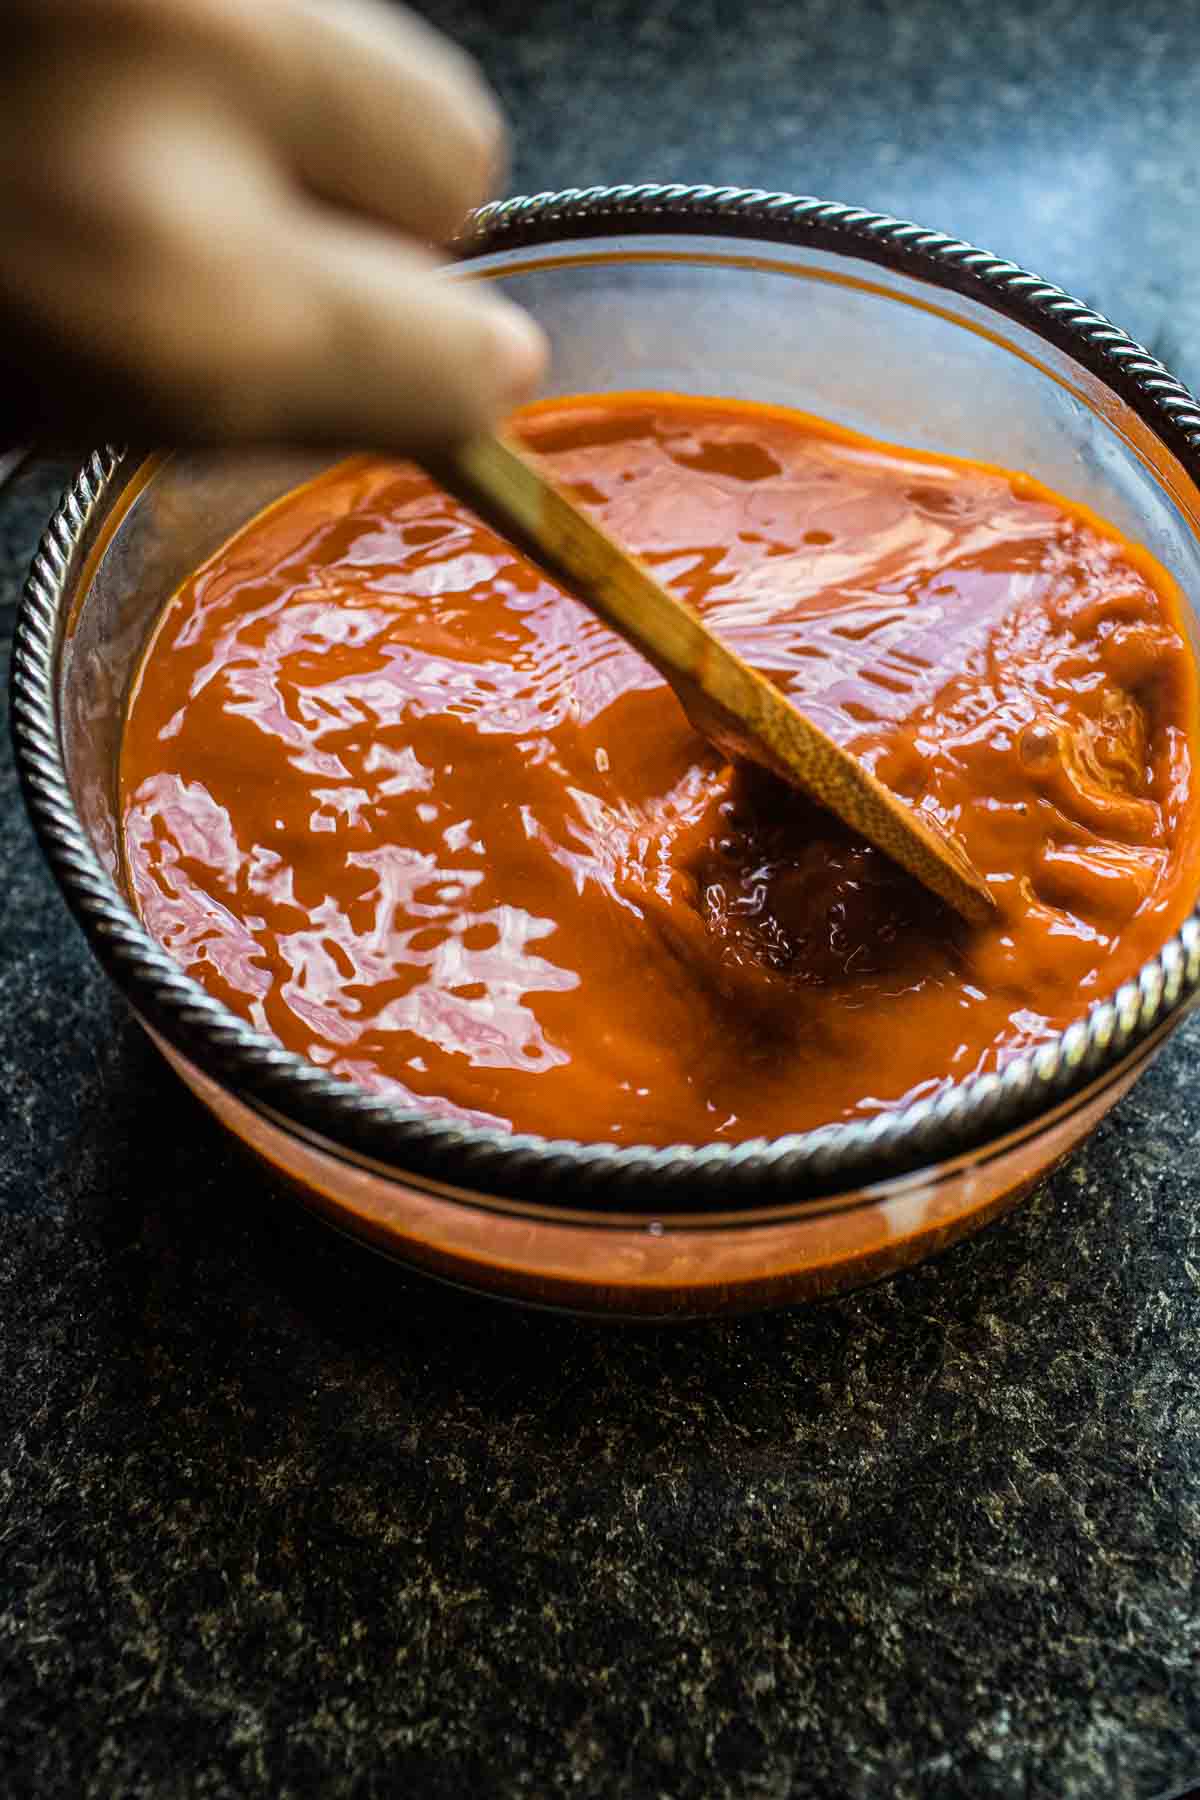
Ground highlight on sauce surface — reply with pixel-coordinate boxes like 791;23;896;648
119;395;1200;1146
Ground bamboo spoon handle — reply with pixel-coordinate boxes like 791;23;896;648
423;432;996;926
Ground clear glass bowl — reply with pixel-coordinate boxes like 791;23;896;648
13;187;1200;1318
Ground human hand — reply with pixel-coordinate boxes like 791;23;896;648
0;0;546;452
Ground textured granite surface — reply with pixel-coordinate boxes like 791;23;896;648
5;2;1200;1795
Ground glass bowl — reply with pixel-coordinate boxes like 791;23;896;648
13;185;1200;1319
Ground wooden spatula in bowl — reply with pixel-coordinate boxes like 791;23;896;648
424;432;996;926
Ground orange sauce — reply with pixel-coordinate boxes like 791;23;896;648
119;396;1200;1145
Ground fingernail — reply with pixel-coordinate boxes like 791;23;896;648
484;301;549;406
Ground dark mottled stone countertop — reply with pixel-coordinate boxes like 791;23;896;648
4;2;1200;1794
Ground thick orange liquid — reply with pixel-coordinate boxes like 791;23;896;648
120;396;1200;1144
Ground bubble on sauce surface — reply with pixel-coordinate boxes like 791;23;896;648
1018;719;1061;774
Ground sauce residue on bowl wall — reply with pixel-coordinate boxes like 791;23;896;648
119;395;1200;1144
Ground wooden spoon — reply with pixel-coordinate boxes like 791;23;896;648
423;432;996;926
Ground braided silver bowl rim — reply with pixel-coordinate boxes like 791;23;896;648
11;183;1200;1217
